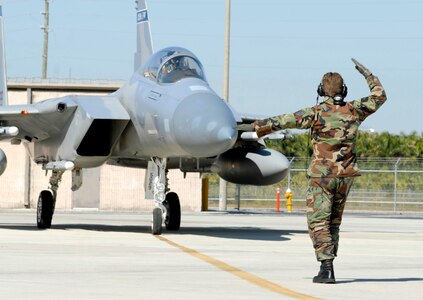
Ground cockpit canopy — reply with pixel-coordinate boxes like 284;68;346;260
141;47;206;84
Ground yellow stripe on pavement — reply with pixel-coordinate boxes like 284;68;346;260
156;235;321;300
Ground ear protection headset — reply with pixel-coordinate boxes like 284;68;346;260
317;79;348;105
316;83;326;97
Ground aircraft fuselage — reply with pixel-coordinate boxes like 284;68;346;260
111;47;238;162
115;74;237;159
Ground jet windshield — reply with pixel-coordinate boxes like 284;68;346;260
142;47;206;84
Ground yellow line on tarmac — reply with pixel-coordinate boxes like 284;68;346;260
156;235;321;300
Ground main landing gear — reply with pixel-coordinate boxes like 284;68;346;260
150;158;181;235
37;170;63;229
37;190;54;228
35;160;181;234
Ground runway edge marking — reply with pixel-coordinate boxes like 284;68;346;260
156;235;321;300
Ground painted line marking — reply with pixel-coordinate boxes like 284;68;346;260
156;235;321;300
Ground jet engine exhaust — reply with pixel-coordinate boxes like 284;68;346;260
0;148;7;176
215;147;290;185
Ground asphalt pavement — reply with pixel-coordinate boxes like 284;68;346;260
0;210;422;299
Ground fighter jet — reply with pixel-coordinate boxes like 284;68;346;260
0;1;290;234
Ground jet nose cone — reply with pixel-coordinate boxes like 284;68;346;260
173;93;237;157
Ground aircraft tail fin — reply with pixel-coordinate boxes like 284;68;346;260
134;0;154;71
0;3;8;105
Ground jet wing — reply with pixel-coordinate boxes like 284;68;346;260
0;99;78;142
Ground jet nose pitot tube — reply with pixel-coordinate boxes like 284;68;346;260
173;93;237;157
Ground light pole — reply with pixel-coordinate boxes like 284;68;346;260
218;0;231;211
0;0;8;105
41;0;49;79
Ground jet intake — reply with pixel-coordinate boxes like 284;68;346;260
53;95;130;168
215;147;290;186
0;148;7;176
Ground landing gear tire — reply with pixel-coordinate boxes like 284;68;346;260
37;190;54;229
152;207;163;235
165;192;181;231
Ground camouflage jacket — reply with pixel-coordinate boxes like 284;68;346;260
265;75;387;177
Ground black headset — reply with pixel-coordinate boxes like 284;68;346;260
317;82;348;105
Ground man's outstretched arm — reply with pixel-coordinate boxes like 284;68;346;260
351;58;387;121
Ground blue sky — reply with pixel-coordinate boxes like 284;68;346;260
2;0;423;134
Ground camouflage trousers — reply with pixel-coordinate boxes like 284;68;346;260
306;176;354;261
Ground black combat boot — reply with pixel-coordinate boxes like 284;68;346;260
313;259;335;284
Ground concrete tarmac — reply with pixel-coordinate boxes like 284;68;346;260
0;210;422;300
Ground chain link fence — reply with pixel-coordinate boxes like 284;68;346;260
208;158;423;213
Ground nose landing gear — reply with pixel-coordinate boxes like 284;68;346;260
151;192;181;235
149;158;181;235
164;192;181;231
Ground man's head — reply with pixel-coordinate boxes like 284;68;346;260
317;72;347;99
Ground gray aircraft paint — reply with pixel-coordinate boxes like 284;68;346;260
0;1;290;232
0;2;289;181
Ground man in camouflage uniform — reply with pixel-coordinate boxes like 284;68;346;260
254;59;387;284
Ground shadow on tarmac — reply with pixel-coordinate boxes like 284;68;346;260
0;223;308;242
170;226;308;241
337;277;423;284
